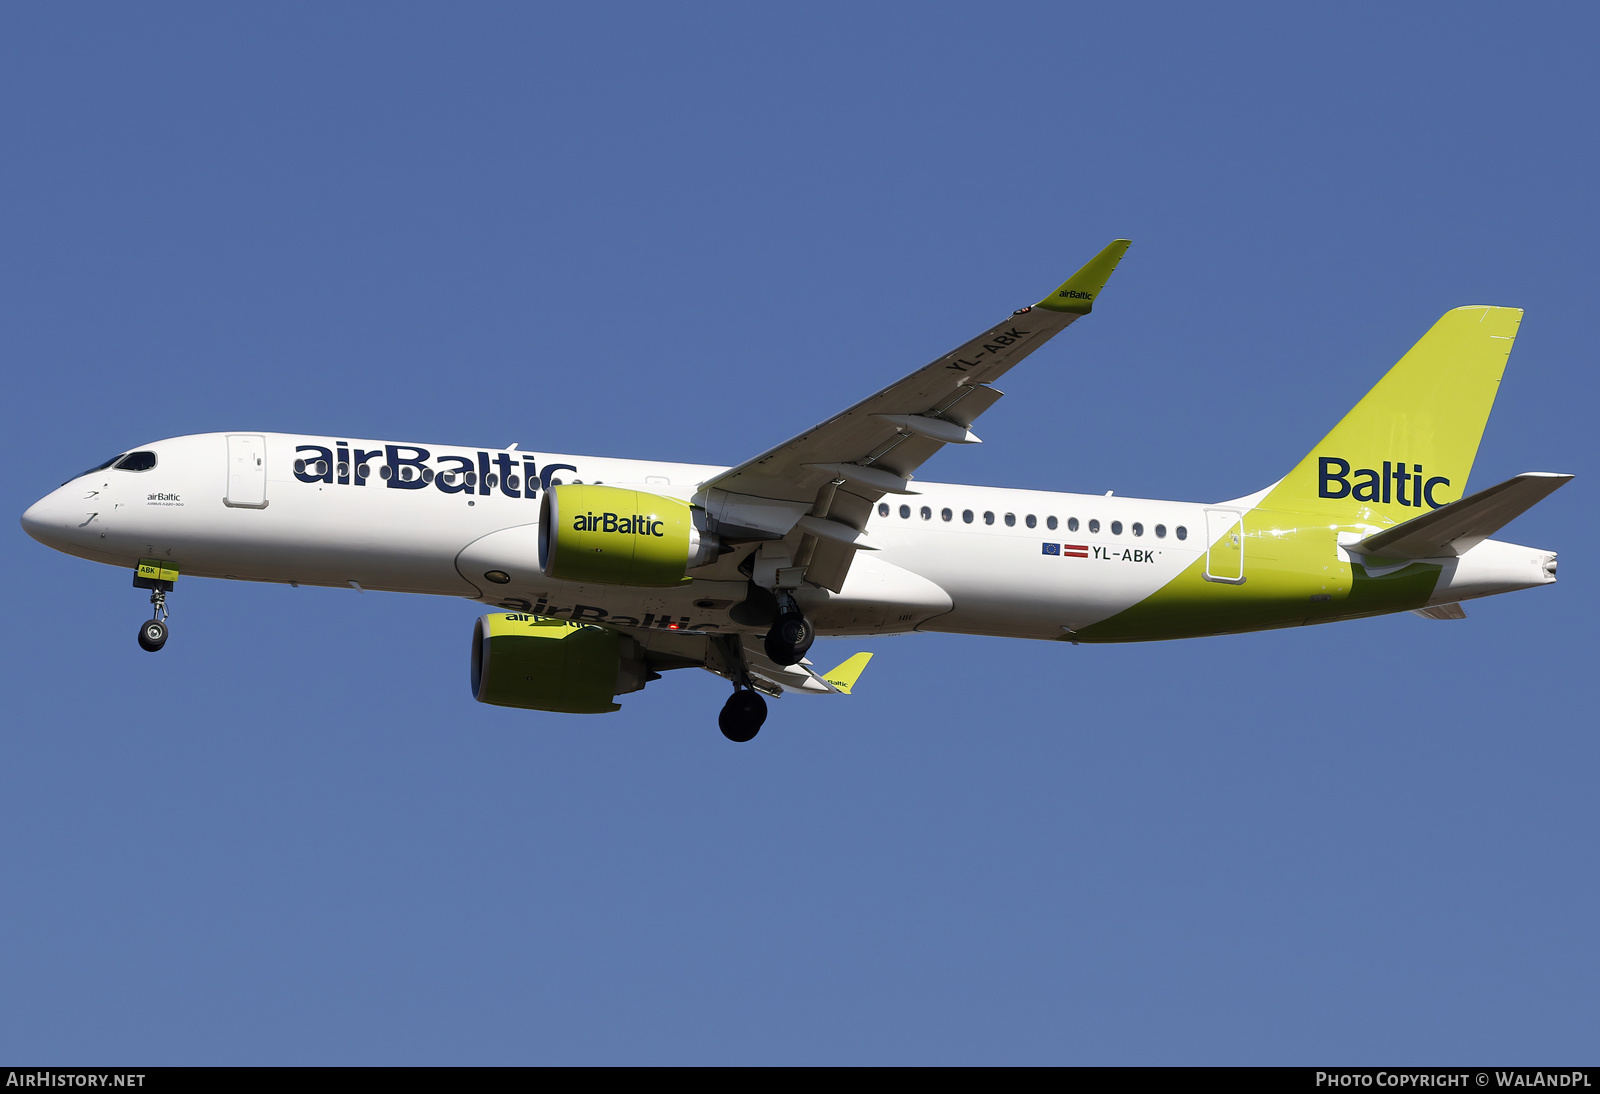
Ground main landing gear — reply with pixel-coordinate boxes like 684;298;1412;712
137;587;170;652
719;687;768;743
762;591;815;667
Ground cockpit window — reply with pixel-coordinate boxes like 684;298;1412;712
75;454;125;481
114;451;157;472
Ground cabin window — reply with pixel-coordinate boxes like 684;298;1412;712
941;508;953;522
879;503;890;517
1132;522;1143;537
337;462;349;478
1025;514;1037;529
1004;513;1016;527
468;472;480;486
357;464;370;479
963;509;974;523
1067;517;1079;532
427;469;439;484
1088;519;1100;533
1176;525;1188;540
379;465;392;480
485;474;498;489
900;504;911;519
920;506;932;520
1110;520;1123;535
1155;524;1166;538
1046;516;1058;530
400;466;415;481
547;476;560;486
984;511;995;525
504;473;517;489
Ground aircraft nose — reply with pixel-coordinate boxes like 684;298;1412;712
21;488;73;549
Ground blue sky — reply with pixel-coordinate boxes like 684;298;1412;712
2;3;1594;1064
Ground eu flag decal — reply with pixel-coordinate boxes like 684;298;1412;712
1041;542;1061;556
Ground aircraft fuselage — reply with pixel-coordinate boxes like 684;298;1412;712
21;431;1557;645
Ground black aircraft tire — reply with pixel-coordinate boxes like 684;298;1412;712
763;611;815;667
138;618;168;653
719;690;768;743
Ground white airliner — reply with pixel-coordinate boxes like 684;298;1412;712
20;241;1570;740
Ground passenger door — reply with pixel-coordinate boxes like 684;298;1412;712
1203;507;1245;584
225;434;268;508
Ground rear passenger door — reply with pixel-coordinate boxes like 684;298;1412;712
1203;507;1244;584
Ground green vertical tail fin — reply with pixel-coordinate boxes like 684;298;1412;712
1264;306;1521;520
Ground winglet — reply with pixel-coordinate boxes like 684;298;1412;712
821;652;873;695
1035;239;1132;314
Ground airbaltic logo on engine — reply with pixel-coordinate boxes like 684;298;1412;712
1319;457;1451;508
576;511;665;537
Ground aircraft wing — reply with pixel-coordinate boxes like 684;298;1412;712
696;239;1132;591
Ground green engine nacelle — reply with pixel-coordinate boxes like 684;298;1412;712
470;613;652;714
538;483;719;587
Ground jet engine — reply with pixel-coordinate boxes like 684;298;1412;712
538;484;720;587
470;613;654;714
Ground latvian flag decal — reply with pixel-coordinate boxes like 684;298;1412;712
1062;543;1088;558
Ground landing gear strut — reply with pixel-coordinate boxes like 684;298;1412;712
137;587;170;652
762;591;815;667
719;688;768;743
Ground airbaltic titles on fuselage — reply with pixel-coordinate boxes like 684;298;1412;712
292;441;576;498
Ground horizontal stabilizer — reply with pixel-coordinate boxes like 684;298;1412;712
1412;603;1467;620
1352;472;1573;560
741;641;873;696
820;652;872;695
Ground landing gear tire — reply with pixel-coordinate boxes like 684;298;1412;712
763;611;815;667
719;689;768;743
138;618;168;652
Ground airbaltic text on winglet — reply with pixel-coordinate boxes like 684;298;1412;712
1319;457;1451;508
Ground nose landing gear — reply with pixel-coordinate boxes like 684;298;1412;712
133;558;177;653
136;587;170;652
138;614;168;652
